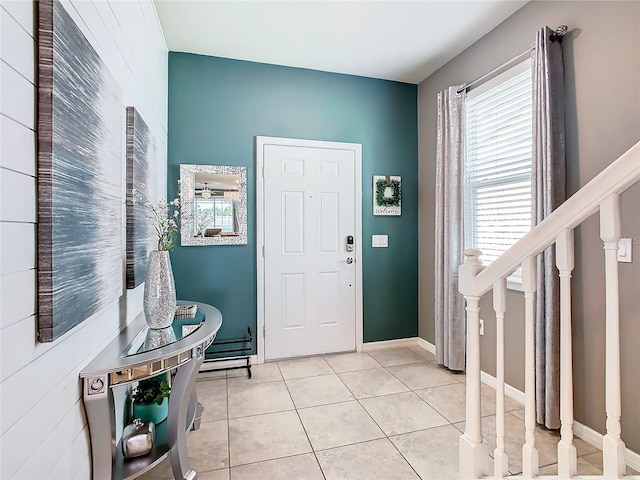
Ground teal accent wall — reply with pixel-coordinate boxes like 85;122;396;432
168;52;418;347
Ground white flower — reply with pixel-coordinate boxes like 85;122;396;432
131;185;190;251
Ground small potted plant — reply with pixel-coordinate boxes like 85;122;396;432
132;375;171;424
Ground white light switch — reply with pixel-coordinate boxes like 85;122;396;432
372;235;388;248
618;238;632;263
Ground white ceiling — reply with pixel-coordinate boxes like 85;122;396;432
154;1;528;85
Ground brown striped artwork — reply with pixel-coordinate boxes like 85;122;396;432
125;107;156;289
37;0;123;342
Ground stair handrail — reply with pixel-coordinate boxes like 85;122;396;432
459;140;640;479
468;140;640;297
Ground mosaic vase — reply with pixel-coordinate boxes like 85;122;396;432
143;251;176;329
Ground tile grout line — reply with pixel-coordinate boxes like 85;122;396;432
350;369;425;479
337;352;449;479
277;358;328;480
379;351;483;478
316;354;424;478
198;349;616;479
220;352;465;479
380;356;457;480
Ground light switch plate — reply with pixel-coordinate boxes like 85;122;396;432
372;235;388;248
618;238;632;263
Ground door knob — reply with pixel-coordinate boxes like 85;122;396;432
342;257;353;264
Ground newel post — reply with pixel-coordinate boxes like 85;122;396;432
459;248;489;480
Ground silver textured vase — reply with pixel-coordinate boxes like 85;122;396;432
143;251;177;329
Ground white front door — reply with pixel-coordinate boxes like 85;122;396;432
258;138;361;360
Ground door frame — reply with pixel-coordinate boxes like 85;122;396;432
256;136;363;363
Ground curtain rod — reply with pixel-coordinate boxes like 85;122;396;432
456;25;568;95
456;48;533;94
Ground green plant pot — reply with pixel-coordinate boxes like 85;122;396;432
133;397;168;424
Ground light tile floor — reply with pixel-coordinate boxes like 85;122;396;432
140;347;639;480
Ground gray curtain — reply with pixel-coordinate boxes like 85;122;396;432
532;26;566;430
435;85;466;372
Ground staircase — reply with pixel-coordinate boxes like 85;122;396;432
458;141;640;479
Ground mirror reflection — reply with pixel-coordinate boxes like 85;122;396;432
194;173;239;237
180;164;248;246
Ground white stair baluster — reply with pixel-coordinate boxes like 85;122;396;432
493;278;508;478
458;249;489;479
521;256;539;478
556;229;578;478
600;195;626;479
451;142;640;480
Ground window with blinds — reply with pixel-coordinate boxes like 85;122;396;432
464;60;532;285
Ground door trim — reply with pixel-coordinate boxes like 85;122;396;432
256;136;363;363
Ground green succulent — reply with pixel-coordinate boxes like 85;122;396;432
132;376;171;405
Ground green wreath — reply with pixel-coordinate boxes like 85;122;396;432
375;179;401;207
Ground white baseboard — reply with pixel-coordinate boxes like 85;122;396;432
264;339;640;471
407;342;640;473
573;421;606;451
417;338;436;354
573;421;640;473
412;339;525;406
480;371;525;405
362;337;419;352
478;372;640;472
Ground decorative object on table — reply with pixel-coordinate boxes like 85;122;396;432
175;304;198;319
373;175;402;216
125;107;157;289
133;185;187;329
143;250;177;329
181;324;202;337
132;376;171;425
36;0;123;342
121;418;155;459
144;326;177;350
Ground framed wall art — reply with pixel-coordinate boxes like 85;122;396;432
37;0;123;342
126;107;157;289
373;175;401;216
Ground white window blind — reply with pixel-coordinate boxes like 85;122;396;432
464;61;532;285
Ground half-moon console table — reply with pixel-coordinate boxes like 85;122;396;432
80;301;222;480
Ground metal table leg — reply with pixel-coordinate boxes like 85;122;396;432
168;345;205;480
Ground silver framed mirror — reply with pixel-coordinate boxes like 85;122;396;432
179;164;248;246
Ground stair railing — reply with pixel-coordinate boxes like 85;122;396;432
458;141;640;479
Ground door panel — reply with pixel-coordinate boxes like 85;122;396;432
263;144;356;359
318;192;339;254
282;273;305;329
282;191;304;255
318;271;340;326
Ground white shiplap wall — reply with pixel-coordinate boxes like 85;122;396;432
0;0;168;478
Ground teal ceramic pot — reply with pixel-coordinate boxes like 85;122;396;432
133;397;168;424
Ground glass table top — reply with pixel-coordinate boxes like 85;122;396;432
120;308;206;358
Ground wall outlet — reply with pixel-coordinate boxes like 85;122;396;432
479;318;485;336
